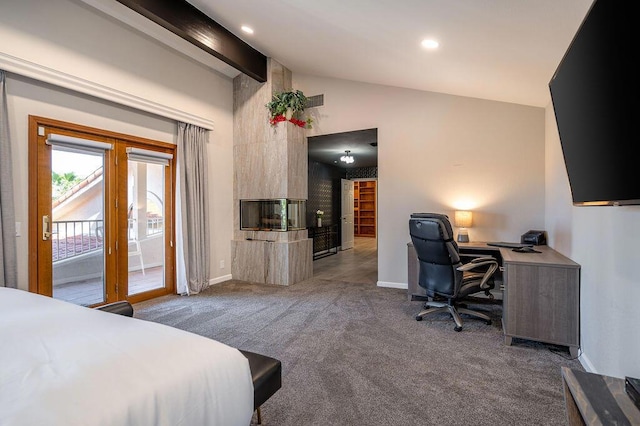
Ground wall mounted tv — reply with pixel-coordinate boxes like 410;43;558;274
549;0;637;206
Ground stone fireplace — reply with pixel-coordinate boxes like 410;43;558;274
231;59;313;285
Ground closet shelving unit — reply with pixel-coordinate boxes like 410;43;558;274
353;180;376;237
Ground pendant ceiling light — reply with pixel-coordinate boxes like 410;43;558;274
340;150;354;164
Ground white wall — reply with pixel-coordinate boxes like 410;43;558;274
295;74;546;286
1;0;234;290
545;105;640;379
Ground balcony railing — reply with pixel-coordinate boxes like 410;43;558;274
146;217;164;236
53;218;164;262
52;220;103;262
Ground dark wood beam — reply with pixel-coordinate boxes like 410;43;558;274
115;0;267;82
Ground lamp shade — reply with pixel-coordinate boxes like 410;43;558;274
454;210;473;228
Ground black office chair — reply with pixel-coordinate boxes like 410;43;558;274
409;213;498;331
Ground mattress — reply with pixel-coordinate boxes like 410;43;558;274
0;287;253;425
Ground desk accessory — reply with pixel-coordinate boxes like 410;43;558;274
521;230;546;245
487;241;533;249
513;247;541;253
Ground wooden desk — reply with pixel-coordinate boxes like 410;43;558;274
562;367;640;425
407;242;581;356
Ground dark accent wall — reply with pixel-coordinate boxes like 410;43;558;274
346;166;378;179
308;160;345;232
308;164;378;252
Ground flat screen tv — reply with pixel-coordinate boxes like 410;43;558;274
549;0;637;206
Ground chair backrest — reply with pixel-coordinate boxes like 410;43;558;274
409;213;463;298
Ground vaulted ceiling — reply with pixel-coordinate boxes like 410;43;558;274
95;0;595;168
187;0;593;108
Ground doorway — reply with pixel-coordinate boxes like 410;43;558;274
28;116;176;306
307;128;378;282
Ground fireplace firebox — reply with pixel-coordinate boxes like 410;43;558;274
240;199;306;231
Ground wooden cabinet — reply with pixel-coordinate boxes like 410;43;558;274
353;180;376;238
501;246;580;357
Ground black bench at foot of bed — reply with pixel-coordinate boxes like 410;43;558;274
96;301;282;425
238;350;282;425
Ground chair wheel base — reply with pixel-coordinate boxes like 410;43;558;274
415;316;423;321
454;326;462;332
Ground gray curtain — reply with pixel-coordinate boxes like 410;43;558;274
0;70;17;288
176;122;210;295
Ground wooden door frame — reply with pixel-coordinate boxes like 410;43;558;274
28;116;176;304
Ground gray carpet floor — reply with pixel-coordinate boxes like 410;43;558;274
134;278;583;425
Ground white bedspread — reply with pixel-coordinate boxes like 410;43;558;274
0;288;253;426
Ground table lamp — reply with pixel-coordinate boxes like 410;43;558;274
454;210;472;242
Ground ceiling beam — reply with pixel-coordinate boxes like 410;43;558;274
115;0;267;82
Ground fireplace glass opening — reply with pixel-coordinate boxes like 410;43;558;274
240;199;306;231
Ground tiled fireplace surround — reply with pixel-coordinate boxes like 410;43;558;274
231;59;313;285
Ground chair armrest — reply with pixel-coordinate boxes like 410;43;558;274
459;253;485;264
459;253;487;259
94;301;134;317
457;256;497;270
457;257;498;289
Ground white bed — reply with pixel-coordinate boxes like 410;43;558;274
0;287;254;426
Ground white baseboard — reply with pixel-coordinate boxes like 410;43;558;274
377;281;408;289
579;351;595;373
209;274;232;286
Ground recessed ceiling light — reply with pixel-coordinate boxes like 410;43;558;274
421;39;439;49
241;25;254;34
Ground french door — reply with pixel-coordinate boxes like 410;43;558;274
29;116;176;306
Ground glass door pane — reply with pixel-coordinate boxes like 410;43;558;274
51;148;105;306
127;159;165;295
